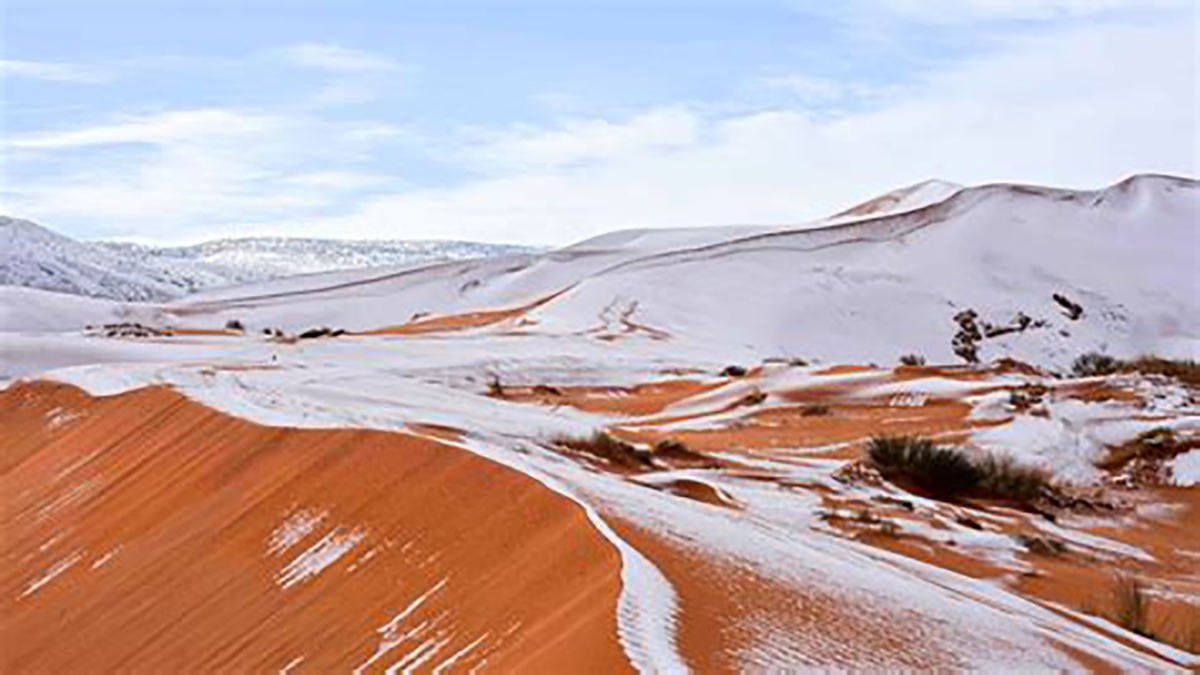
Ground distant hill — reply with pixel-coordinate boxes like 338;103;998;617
0;217;536;301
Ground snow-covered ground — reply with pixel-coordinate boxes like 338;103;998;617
3;174;1198;670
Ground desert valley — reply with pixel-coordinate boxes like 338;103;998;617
1;175;1198;671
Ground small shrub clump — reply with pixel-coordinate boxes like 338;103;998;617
735;390;768;407
652;439;716;467
1071;352;1121;377
721;365;748;378
899;354;927;367
485;374;506;398
801;404;831;416
1070;353;1200;386
974;454;1050;503
867;436;1050;503
867;436;980;498
554;431;654;470
1014;532;1068;557
1123;356;1200;387
1109;574;1152;637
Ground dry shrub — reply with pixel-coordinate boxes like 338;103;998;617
1072;352;1121;377
1122;356;1200;387
652;438;717;467
554;431;654;470
867;436;980;498
1109;574;1152;637
868;436;1049;504
735;390;768;407
1014;532;1067;557
974;453;1050;503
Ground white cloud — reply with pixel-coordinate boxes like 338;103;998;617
458;107;701;171
5;16;1194;246
873;0;1193;22
279;43;403;73
282;171;392;189
7;109;276;149
6;108;406;241
0;59;110;83
753;74;898;106
292;18;1195;244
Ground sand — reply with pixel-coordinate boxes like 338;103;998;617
0;382;630;673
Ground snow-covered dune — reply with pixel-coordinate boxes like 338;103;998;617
164;174;1198;370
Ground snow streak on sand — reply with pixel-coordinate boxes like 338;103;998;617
276;525;366;589
267;508;327;556
22;551;83;598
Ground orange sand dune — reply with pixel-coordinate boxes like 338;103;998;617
361;290;569;337
0;382;629;673
503;379;719;417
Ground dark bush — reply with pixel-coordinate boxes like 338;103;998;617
867;436;981;497
225;319;245;332
721;365;748;378
1015;533;1068;557
554;431;654;470
899;354;926;367
1071;352;1121;377
974;453;1050;503
735;390;768;407
298;326;334;339
652;439;713;466
486;374;506;398
867;436;1049;504
1123;356;1200;387
801;404;831;416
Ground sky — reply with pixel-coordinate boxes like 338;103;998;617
1;0;1196;245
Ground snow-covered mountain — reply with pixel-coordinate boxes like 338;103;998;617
0;217;536;301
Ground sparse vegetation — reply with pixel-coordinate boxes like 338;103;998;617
735;390;768;407
1108;574;1152;637
224;319;245;332
867;436;980;498
721;365;748;378
553;431;654;470
652;438;715;466
1087;574;1200;652
1070;352;1200;386
1014;532;1068;557
1008;384;1048;411
899;354;926;367
297;326;345;340
1097;426;1193;470
867;435;1050;503
1071;352;1121;377
974;453;1050;503
486;374;506;398
1122;356;1200;387
801;404;831;416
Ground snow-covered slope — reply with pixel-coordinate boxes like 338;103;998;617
1;217;193;302
94;237;536;288
0;216;536;301
163;174;1197;370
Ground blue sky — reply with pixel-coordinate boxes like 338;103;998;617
1;0;1195;244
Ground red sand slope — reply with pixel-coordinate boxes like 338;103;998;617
0;382;629;673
